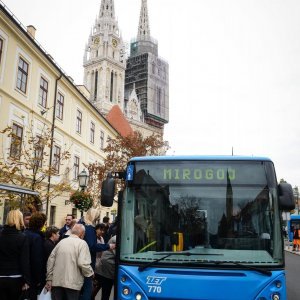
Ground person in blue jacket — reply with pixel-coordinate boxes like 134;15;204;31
79;210;115;300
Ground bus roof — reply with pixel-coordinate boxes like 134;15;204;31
129;155;272;162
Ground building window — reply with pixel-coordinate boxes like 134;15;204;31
34;135;43;170
49;206;56;225
90;122;95;144
94;70;98;101
76;110;82;134
152;62;155;74
16;57;29;93
72;208;77;219
100;130;104;150
56;92;64;120
38;77;48;108
73;156;80;180
0;38;3;64
10;123;23;159
157;87;161;114
52;145;61;174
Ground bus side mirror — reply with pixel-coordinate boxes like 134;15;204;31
100;173;115;207
278;183;295;211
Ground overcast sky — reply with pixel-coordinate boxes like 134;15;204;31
2;0;300;187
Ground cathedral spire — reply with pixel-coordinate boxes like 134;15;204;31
83;0;125;116
95;0;119;38
137;0;151;41
99;0;116;20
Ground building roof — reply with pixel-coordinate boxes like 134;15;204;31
106;105;134;137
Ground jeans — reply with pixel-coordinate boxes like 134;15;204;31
79;276;93;300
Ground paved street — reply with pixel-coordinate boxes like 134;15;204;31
285;242;300;300
286;251;300;300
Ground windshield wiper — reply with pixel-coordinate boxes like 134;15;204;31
138;251;223;272
138;252;272;276
213;261;272;276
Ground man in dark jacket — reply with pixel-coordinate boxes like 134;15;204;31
59;214;74;239
107;216;118;239
25;212;46;300
102;216;110;243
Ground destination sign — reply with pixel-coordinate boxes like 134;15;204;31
131;161;268;185
163;168;235;181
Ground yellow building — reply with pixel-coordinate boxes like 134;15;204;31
0;3;119;227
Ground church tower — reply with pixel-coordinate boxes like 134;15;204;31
83;0;126;115
125;0;169;134
137;0;151;41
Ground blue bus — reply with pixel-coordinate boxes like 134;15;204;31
287;215;300;242
101;156;294;300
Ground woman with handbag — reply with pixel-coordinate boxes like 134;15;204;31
0;210;31;300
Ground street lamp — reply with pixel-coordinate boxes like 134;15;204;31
77;169;89;218
78;169;89;191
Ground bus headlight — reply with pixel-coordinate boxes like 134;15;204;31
135;293;142;300
272;294;280;300
122;287;130;296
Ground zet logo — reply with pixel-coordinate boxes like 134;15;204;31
146;276;167;294
146;276;167;285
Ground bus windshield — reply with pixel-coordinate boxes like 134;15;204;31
120;160;283;267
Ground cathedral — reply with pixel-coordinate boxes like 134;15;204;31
83;0;169;137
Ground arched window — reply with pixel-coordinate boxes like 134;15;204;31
110;71;114;102
94;70;98;101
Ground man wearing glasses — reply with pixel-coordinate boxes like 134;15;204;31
59;214;74;239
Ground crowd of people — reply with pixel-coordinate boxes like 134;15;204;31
0;210;117;300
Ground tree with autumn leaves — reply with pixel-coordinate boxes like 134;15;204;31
0;119;168;212
86;131;169;200
0;119;72;211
